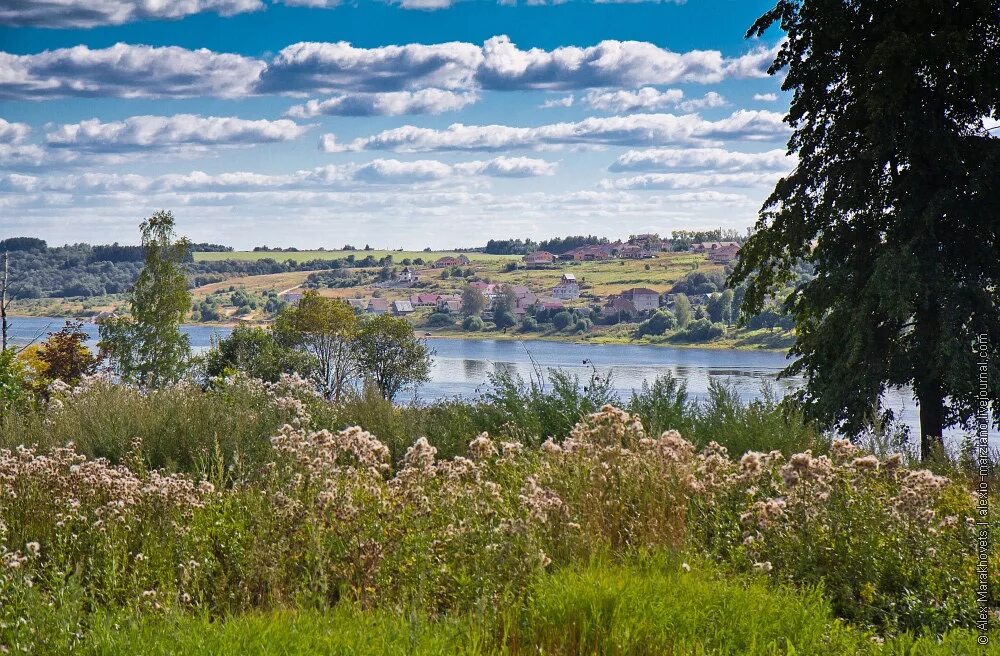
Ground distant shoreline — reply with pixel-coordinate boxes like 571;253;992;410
10;313;790;353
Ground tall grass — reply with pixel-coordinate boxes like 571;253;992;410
73;559;993;656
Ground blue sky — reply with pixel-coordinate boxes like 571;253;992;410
0;0;791;249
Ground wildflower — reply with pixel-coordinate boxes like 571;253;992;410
540;438;562;455
850;455;880;472
681;562;691;572
753;561;773;573
25;542;40;557
468;433;496;461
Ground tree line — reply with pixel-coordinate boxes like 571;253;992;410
0;212;432;404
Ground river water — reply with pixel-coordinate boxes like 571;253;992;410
9;316;995;445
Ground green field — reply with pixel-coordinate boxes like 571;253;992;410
193;249;520;263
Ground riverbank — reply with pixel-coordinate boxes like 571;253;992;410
419;324;793;352
11;313;793;353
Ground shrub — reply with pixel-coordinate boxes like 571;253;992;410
425;312;454;327
551;311;574;331
462;316;484;331
635;310;677;337
673;317;725;342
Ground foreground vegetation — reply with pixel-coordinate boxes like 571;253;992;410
0;372;994;653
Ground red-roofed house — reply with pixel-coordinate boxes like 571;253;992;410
523;250;556;265
410;293;441;307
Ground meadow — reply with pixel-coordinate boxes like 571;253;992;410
0;371;994;654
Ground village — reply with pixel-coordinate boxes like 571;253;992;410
280;236;743;329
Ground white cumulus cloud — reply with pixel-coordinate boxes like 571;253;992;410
44;115;309;154
0;44;264;100
610;147;793;172
0;0;263;28
286;89;478;117
602;171;784;190
258;40;484;93
476;36;776;89
323;110;789;153
0;37;781;100
753;92;779;101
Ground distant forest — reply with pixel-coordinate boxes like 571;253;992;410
0;238;414;300
482;229;744;255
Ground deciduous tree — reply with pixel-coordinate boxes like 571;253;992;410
274;290;358;400
98;211;192;387
732;0;1000;457
353;314;431;401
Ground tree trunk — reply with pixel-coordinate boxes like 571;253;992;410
916;383;945;460
914;294;945;460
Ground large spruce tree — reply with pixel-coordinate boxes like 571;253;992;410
731;0;1000;457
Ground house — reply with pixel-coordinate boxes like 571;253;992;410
707;243;740;264
469;281;500;302
436;295;462;313
409;293;440;307
435;254;472;268
562;244;614;261
692;241;739;253
279;290;303;304
539;298;565;311
392;300;414;316
523;250;556;265
619;244;651;259
618;287;660;312
397;266;418;283
367;298;389;315
602;296;638;319
347;298;367;312
552;273;580;300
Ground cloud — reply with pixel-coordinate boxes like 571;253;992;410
0;0;262;27
0;44;264;100
540;94;575;109
456;156;558;177
602;171;784;190
0;119;30;144
286;89;478;117
1;37;781;100
352;158;455;183
476;36;776;89
323;110;789;153
753;92;778;101
610;147;793;172
44;115;309;154
582;87;726;113
0;119;51;168
257;40;483;93
3;156;556;195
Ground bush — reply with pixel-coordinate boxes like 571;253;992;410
425;312;454;327
551;311;574;331
462;315;484;331
519;317;538;332
673;317;725;342
635;310;677;337
493;310;517;330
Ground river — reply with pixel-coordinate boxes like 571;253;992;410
8;316;994;445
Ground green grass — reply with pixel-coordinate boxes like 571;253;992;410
491;252;709;298
193;249;519;263
73;558;988;656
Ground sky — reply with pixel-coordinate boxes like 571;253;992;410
0;0;792;249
